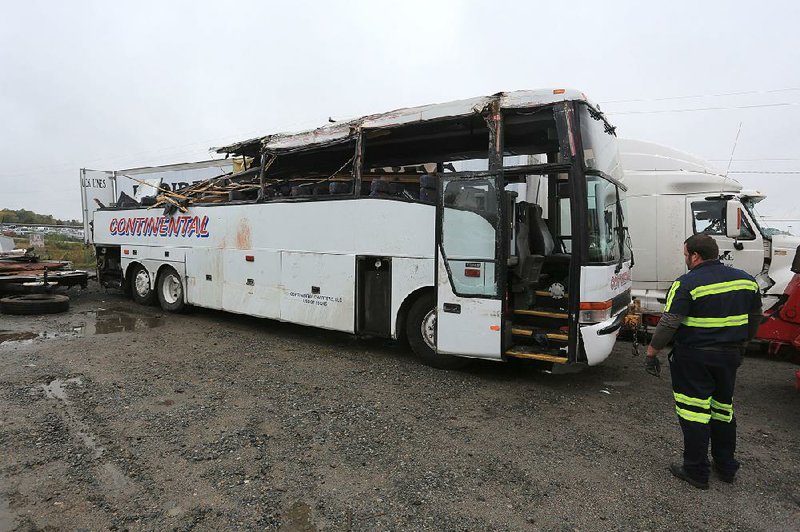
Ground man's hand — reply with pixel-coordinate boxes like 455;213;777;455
645;345;661;377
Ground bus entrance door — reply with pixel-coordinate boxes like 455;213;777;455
436;175;504;359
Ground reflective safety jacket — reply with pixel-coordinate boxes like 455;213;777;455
664;260;761;349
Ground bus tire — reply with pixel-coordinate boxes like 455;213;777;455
406;293;470;370
157;267;185;312
130;264;155;306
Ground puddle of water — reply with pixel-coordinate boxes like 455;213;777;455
77;430;106;459
0;308;163;346
0;495;13;532
280;501;316;532
76;308;163;336
0;331;38;344
100;462;130;489
40;377;83;402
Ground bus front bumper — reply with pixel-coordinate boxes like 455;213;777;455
580;312;625;366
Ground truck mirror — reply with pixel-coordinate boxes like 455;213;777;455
725;200;743;239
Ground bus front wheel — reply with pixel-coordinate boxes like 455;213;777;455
406;293;469;370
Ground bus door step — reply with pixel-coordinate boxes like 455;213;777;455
512;309;568;320
510;327;568;342
505;347;568;364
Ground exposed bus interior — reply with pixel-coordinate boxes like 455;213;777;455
500;107;574;364
358;106;576;364
100;102;580;364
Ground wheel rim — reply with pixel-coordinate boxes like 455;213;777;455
421;308;437;350
134;269;150;297
162;273;182;305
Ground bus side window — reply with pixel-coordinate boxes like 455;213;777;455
261;140;357;201
361;115;491;202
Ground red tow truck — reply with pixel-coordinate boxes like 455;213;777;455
754;245;800;389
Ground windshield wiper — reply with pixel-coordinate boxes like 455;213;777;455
587;106;617;136
614;192;634;273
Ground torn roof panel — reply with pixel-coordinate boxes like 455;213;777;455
212;88;594;156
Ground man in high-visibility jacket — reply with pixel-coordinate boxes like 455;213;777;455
646;234;762;489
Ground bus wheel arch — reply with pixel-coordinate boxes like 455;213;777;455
396;287;434;346
128;262;155;306
156;265;186;312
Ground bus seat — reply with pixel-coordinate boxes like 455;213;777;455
420;174;436;203
370;179;392;197
312;183;330;196
420;174;437;189
530;204;555;256
291;184;313;197
329;182;351;195
512;217;545;305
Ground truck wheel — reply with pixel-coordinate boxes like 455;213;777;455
157;267;185;312
0;294;70;315
130;264;155;306
406;292;470;370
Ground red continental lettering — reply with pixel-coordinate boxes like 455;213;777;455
199;216;209;237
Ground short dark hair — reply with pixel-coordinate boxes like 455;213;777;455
685;234;719;260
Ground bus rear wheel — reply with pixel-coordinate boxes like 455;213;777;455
157;267;185;312
130;264;155;306
406;293;469;370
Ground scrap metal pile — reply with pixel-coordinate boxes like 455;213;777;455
145;166;264;214
0;252;88;293
136;151;355;214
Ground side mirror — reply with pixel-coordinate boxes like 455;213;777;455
725;200;743;239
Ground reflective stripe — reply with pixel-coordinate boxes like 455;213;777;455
682;314;749;328
710;410;733;423
690;279;759;300
710;398;733;411
710;398;734;422
664;281;681;312
676;405;711;423
674;392;711;409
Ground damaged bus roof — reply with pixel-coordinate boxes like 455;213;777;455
213;88;594;157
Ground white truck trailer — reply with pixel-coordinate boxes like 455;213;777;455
621;139;800;323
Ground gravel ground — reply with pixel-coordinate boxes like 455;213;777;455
0;284;798;531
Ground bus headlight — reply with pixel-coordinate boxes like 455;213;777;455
579;300;613;324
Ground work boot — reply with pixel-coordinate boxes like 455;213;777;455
713;462;736;483
669;463;709;490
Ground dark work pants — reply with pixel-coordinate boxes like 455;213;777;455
669;348;740;482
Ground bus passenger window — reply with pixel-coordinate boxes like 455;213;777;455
362;115;490;202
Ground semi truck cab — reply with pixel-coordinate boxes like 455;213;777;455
620;139;799;320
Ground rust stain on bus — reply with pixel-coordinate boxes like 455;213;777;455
236;219;251;249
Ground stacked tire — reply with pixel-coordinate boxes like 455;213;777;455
0;294;70;315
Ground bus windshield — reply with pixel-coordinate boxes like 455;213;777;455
577;103;622;182
586;175;629;263
577;103;628;264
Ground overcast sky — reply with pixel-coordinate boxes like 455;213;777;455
1;0;798;223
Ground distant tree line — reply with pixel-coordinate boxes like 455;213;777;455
0;208;81;227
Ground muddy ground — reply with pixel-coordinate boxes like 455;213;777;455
0;284;798;531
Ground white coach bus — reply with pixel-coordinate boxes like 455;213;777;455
85;89;632;371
